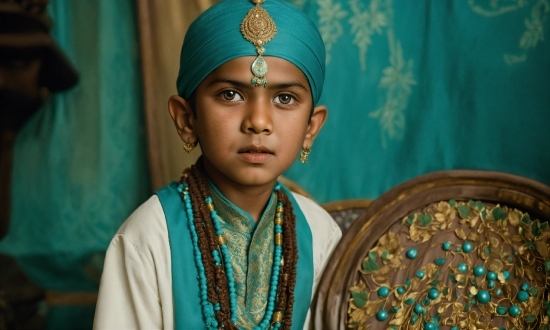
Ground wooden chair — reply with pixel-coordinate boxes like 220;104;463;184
313;170;550;329
322;200;373;233
279;176;372;232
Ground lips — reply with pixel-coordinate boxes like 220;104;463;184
238;145;274;154
238;145;274;163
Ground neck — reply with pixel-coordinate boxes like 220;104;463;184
202;159;276;223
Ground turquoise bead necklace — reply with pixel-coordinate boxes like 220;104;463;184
178;181;285;330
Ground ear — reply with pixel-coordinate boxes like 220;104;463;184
168;95;197;143
303;105;328;148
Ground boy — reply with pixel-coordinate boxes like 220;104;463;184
94;0;341;329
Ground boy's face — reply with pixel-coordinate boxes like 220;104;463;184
170;56;326;191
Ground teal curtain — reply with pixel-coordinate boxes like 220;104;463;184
285;0;550;202
0;0;150;328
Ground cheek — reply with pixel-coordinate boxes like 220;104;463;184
280;113;309;140
276;120;309;164
195;116;236;152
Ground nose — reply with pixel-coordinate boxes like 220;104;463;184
241;99;273;134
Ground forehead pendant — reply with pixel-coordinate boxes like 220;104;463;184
240;0;277;87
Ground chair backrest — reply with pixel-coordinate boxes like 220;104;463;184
322;200;373;232
312;170;550;329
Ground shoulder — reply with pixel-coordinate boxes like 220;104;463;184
111;195;169;256
291;192;341;242
290;192;341;290
97;196;174;329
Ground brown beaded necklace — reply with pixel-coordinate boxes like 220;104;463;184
180;161;299;329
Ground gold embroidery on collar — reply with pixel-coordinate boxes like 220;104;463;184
209;186;276;327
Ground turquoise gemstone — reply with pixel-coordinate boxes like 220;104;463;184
424;322;436;330
414;304;423;314
455;247;462;252
406;248;418;259
473;265;485;276
397;286;405;295
251;56;268;77
463;241;473;253
458;263;468;273
509;305;521;317
496;306;507;315
521;282;529;291
517;290;529;302
486;271;497;281
378;286;390;298
428;288;439;300
390;306;400;313
496;289;502;296
416;270;425;279
435;258;446;266
376;310;388;321
503;270;511;280
488;280;495;289
476;290;490;304
451;327;458;330
442;242;451;251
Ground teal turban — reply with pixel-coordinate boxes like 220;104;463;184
176;0;326;105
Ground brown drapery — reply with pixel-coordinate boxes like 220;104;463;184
137;0;215;190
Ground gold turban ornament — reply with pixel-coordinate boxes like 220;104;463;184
240;0;277;86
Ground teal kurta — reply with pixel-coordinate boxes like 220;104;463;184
157;182;313;330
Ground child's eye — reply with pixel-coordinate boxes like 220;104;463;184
274;94;295;105
220;90;243;101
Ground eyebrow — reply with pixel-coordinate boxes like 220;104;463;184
207;78;251;89
268;81;309;92
207;77;309;92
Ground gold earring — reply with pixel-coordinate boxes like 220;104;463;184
183;138;196;153
300;146;311;164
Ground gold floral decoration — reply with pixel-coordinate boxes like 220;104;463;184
348;200;550;329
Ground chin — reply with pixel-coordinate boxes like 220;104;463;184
232;170;279;187
236;177;276;187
